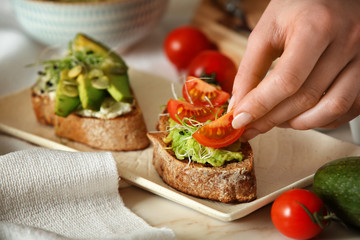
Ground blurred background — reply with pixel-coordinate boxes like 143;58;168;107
0;0;201;96
0;0;355;144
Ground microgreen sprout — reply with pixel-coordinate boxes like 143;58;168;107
171;82;178;100
204;95;213;108
29;40;110;95
183;78;193;104
165;117;223;165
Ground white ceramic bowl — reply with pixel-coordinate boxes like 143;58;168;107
11;0;168;50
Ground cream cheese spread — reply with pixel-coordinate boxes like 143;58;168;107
75;97;133;119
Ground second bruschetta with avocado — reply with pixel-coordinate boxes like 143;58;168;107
31;33;149;151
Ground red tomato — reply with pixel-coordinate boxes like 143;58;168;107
183;76;230;107
192;110;244;148
167;99;224;125
164;26;214;71
271;189;327;240
187;50;237;93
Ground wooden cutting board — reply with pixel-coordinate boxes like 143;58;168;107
191;0;270;66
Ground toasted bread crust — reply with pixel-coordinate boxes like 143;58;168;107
55;103;149;151
31;89;149;151
148;115;257;203
31;91;56;126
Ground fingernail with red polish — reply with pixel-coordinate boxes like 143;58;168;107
232;112;253;129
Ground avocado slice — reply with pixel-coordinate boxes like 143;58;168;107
73;33;133;104
55;70;81;117
73;33;127;69
77;73;106;110
107;73;134;103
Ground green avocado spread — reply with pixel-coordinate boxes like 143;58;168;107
163;118;244;167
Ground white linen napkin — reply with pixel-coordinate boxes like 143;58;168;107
0;135;175;240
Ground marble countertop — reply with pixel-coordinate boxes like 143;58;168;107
0;0;359;239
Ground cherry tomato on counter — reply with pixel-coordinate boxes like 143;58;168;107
187;50;237;93
167;99;224;125
183;76;230;107
271;189;328;240
164;26;214;71
192;110;244;148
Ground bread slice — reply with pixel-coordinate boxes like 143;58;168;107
31;91;56;126
147;115;257;203
31;89;149;151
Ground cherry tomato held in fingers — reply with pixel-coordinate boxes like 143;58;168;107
183;76;230;107
167;99;224;125
164;26;214;71
187;50;237;93
271;189;328;240
192;110;244;148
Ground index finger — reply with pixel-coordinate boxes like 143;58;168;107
231;27;329;129
228;27;279;111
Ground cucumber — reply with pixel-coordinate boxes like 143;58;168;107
313;156;360;229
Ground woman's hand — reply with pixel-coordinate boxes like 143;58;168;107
229;0;360;140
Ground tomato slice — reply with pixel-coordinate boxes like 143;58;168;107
183;76;230;107
192;110;244;148
167;99;224;125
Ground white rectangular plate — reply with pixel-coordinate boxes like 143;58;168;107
1;69;360;221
